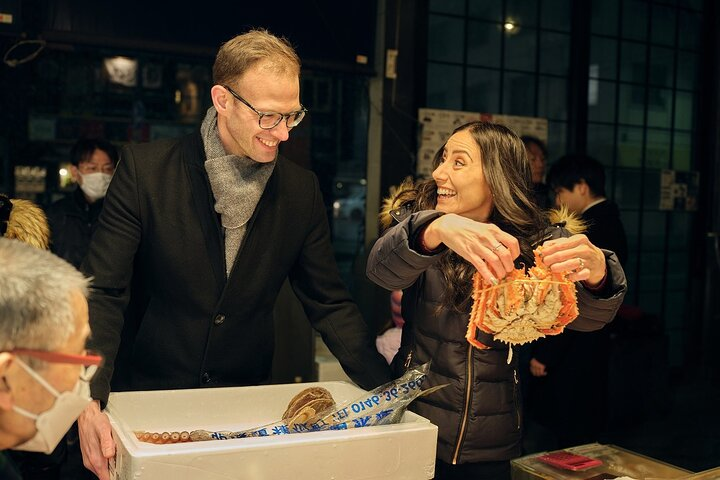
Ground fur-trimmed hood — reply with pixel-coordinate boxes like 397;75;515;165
378;177;585;235
1;196;50;249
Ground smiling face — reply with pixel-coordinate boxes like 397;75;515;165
215;61;301;163
432;129;493;222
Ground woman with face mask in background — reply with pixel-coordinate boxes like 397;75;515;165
0;238;96;478
367;122;627;480
46;138;118;269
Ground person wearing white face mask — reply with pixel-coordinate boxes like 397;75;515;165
0;238;95;478
46;138;118;269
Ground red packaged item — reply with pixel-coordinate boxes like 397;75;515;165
537;450;604;471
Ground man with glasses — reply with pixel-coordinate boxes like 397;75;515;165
0;238;97;478
77;28;393;480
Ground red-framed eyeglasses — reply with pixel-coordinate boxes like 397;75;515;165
9;349;103;367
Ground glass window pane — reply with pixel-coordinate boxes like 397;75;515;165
428;15;465;63
590;36;618;80
650;5;676;47
678;10;702;51
664;291;686;330
620;41;648;84
639;290;662;315
467;21;502;68
618;84;646;126
677;51;698;91
547;121;567;161
649;46;675;88
668;212;691;251
641;211;667;252
538;75;567;120
466;67;502;113
427;63;463;109
615;168;643;209
429;0;465;15
647;88;673;129
643;168;662;208
506;0;537;27
591;0;619;35
674;91;694;131
539;32;570;76
646;129;671;169
617;127;644;168
588;80;617;123
639;252;664;295
502;72;536;116
622;1;648;41
541;0;571;31
673;131;692;170
468;0;502;21
504;27;537;72
621;209;640;253
586;123;616;168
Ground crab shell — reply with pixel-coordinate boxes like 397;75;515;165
466;250;579;349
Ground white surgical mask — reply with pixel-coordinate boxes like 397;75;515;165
79;172;113;202
11;357;92;454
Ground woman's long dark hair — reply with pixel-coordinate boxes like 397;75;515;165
415;121;548;312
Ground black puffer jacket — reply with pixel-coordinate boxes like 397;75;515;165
366;210;627;464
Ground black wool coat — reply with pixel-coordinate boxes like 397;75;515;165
83;132;392;405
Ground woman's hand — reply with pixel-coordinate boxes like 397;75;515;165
539;233;606;287
422;214;520;285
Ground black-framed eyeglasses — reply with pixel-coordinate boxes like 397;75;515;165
223;85;307;130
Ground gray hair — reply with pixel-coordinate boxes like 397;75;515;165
0;238;90;357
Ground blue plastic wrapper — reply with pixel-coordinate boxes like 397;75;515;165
190;361;445;441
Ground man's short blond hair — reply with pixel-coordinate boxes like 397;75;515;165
213;28;301;86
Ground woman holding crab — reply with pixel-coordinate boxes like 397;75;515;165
366;121;627;480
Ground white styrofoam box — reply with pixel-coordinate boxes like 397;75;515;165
106;381;438;480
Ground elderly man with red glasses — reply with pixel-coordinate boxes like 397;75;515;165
0;238;100;479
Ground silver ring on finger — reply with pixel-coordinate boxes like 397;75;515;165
492;243;503;252
578;258;585;270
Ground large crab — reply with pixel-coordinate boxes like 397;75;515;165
466;247;579;355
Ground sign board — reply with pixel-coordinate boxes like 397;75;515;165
659;169;699;211
416;108;548;177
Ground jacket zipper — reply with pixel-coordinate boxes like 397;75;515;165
404;350;413;369
452;344;473;464
513;369;521;429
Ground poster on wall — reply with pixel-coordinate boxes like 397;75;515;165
416;108;548;177
659;169;699;211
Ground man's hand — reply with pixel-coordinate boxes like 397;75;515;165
529;357;547;377
78;400;115;480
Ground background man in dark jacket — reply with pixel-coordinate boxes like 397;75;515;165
46;138;118;268
527;154;628;449
77;29;392;480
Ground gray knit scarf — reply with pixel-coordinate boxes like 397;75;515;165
201;106;275;276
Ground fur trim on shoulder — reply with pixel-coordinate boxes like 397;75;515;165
4;198;50;250
547;205;586;235
379;176;417;231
